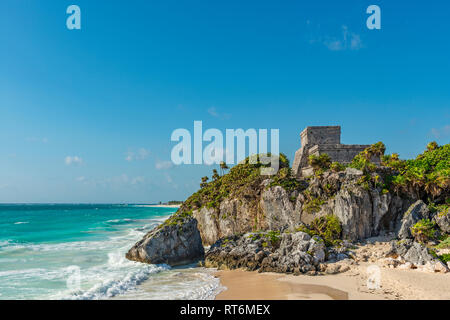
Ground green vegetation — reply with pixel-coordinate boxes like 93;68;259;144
219;161;229;176
308;153;332;176
435;236;450;249
181;153;291;212
200;176;209;188
158;209;193;229
302;196;325;214
297;215;342;247
349;141;449;205
349;142;385;173
438;253;450;264
247;230;281;247
165;200;183;205
268;167;304;193
428;201;450;217
410;219;439;243
330;162;345;173
212;169;220;181
386;143;449;201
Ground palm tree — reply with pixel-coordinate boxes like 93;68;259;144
427;141;438;152
364;142;386;161
200;176;209;188
220;161;229;176
212;169;220;181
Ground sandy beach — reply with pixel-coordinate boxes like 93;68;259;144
215;263;450;300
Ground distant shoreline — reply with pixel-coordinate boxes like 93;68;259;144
140;204;181;208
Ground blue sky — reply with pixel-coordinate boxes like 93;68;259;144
0;0;449;203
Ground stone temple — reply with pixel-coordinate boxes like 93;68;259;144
292;126;376;178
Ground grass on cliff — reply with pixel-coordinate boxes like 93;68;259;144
180;153;292;213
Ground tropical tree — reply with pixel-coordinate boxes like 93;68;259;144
220;161;229;176
212;169;220;181
427;141;438;152
200;176;209;188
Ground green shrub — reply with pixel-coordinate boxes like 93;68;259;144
297;215;342;247
269;167;304;193
387;143;449;201
308;154;332;175
350;142;385;173
330;162;345;173
303;197;325;214
181;153;291;213
439;253;450;264
435;236;450;249
411;219;438;243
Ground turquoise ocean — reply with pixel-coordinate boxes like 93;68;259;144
0;204;222;300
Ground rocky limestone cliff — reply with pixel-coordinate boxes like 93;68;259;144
126;144;449;271
125;217;204;266
190;167;413;246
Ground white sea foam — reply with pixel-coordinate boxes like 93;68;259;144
106;218;134;224
14;221;29;225
0;210;224;300
59;264;170;300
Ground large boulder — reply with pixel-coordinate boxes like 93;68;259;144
434;207;450;234
396;200;430;239
204;231;328;274
388;239;434;266
125;217;204;266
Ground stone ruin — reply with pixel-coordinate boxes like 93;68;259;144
292;126;377;177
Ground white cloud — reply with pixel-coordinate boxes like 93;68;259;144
131;176;145;185
431;125;450;139
207;107;231;119
350;34;362;50
76;176;86;182
125;148;150;161
165;173;173;183
323;26;362;51
307;23;363;52
155;160;174;170
208;107;219;117
65;156;83;165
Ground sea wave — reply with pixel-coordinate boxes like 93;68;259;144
61;264;170;300
0;207;221;300
105;218;135;224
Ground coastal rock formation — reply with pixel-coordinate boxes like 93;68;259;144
434;207;450;233
125;217;204;266
387;239;449;273
388;239;435;266
396;200;431;239
305;168;411;241
204;231;348;275
127;136;449;273
191;167;413;245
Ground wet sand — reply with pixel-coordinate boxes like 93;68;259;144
215;264;450;300
215;270;359;300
